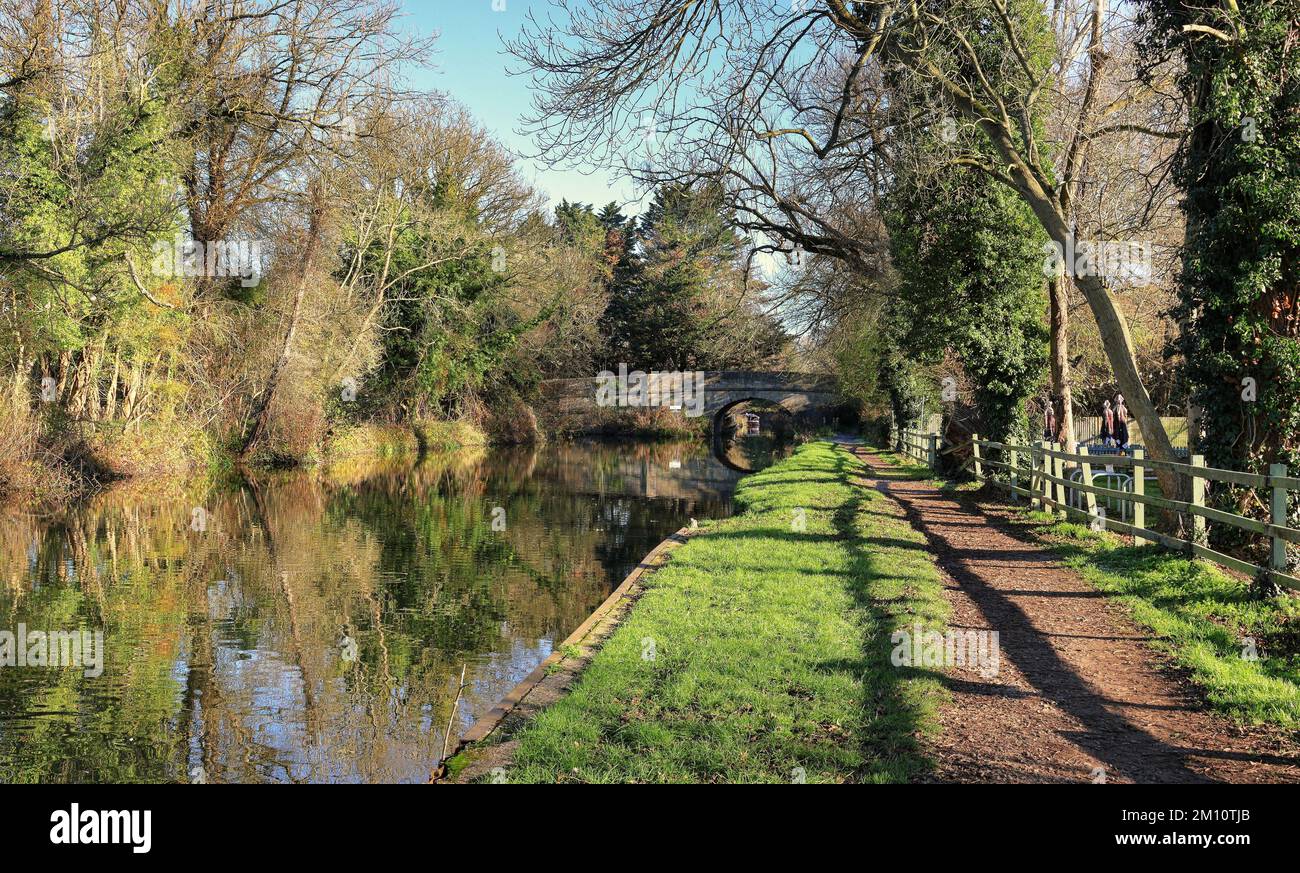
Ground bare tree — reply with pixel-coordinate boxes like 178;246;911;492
161;0;435;297
508;0;1189;486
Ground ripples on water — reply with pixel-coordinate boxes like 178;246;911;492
0;440;743;783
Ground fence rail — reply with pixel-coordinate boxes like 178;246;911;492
897;429;1300;592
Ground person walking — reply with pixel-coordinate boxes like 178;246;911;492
1043;401;1058;443
1114;394;1130;449
1100;399;1116;447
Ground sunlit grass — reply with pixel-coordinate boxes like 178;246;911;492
497;441;950;783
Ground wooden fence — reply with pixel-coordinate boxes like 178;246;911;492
897;428;1300;592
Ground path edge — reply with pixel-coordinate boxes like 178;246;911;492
430;525;694;783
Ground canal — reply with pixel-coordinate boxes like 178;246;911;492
0;439;767;783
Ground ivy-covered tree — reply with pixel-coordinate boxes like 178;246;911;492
1141;1;1300;575
0;8;183;419
885;170;1048;460
879;334;930;452
341;214;524;420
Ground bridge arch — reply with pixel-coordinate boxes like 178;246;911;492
710;397;803;472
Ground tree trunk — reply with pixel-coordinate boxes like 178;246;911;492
1072;272;1180;497
239;182;327;461
1048;266;1076;453
104;348;120;421
1186;398;1202;454
123;361;142;422
55;350;69;400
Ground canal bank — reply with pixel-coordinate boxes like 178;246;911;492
433;526;695;783
442;440;952;783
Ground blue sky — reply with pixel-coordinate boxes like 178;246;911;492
400;2;642;213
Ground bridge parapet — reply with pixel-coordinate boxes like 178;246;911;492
538;371;844;431
701;371;840;394
541;371;840;399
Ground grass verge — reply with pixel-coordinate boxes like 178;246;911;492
495;440;949;783
1010;510;1300;728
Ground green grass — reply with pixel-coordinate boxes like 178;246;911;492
497;441;950;783
1016;510;1300;728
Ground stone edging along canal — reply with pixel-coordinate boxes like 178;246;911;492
430;525;694;783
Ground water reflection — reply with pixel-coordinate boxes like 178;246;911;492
718;434;798;472
713;403;799;472
0;440;737;783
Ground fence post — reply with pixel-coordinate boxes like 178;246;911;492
1047;442;1057;514
1035;441;1048;511
927;433;938;469
1271;463;1288;578
1050;439;1060;514
1028;443;1038;510
1132;448;1146;544
1034;444;1045;511
972;433;983;480
1079;445;1098;527
1191;454;1206;546
1009;445;1019;500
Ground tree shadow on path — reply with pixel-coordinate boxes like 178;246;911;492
845;444;1300;783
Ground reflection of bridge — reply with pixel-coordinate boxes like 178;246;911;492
536;452;745;503
540;371;844;432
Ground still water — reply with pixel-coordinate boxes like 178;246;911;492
0;440;742;783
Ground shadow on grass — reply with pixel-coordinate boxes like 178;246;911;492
702;528;930;555
823;446;947;783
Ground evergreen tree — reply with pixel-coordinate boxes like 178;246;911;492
885;170;1048;454
600;183;786;370
1141;1;1300;573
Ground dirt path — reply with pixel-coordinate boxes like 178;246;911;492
846;444;1300;784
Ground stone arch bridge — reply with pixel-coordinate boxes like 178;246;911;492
539;371;846;436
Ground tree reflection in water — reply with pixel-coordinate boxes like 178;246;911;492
0;440;735;783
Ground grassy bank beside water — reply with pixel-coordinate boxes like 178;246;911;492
487;441;950;783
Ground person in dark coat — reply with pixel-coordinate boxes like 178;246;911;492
1114;394;1130;448
1100;400;1115;447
